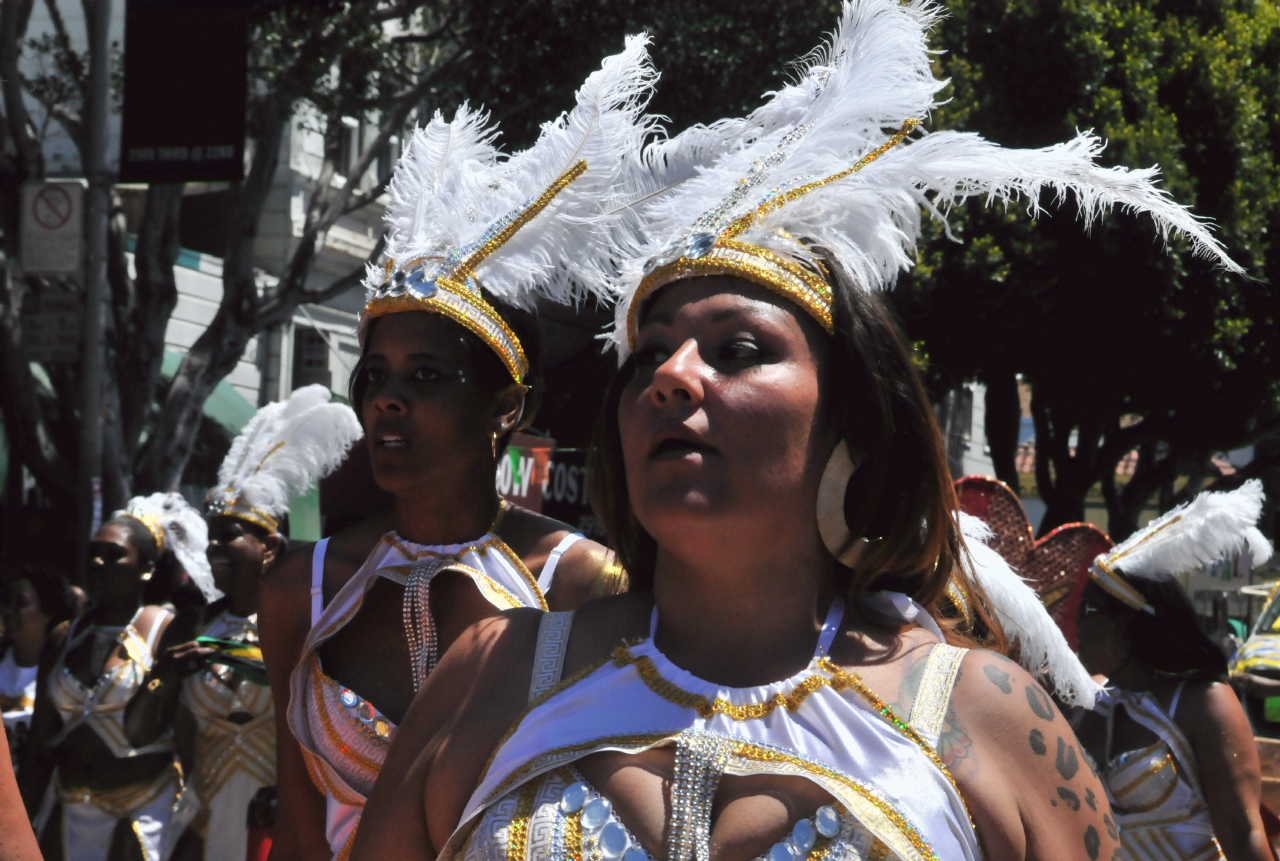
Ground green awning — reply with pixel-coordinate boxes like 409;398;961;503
161;351;257;433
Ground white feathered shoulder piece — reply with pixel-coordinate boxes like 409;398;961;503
1091;480;1274;613
206;384;362;535
117;492;218;603
362;36;660;383
610;0;1242;359
957;512;1101;707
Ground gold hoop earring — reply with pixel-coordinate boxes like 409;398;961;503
491;431;498;458
816;440;868;568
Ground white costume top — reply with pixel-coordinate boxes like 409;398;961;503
0;646;38;733
449;596;980;861
1091;684;1223;861
179;610;276;861
288;527;580;861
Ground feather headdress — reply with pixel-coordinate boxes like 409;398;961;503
1091;480;1273;613
957;513;1100;707
206;385;362;535
610;0;1242;358
362;36;660;382
117;492;219;603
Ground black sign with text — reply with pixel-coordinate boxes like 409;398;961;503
119;2;247;183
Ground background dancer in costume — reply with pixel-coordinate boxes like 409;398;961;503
123;386;361;861
1074;481;1273;861
355;1;1244;859
20;494;217;861
3;569;76;766
258;40;655;861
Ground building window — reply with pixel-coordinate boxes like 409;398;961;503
293;327;331;390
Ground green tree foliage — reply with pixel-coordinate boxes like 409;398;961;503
890;0;1280;537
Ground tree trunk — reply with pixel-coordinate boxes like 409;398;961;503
1031;391;1106;535
138;102;288;490
984;371;1021;490
1102;440;1174;542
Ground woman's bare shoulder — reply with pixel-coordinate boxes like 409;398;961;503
948;648;1121;860
497;506;626;608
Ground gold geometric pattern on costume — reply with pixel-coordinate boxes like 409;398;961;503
627;120;920;349
180;655;276;807
606;647;972;832
364;160;590;383
906;644;967;743
58;763;179;819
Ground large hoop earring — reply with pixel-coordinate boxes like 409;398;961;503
816;440;868;568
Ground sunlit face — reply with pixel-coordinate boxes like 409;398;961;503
205;515;270;596
87;521;150;605
618;276;832;553
1076;583;1131;677
359;312;520;496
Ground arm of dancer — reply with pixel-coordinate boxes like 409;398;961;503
1178;680;1271;861
123;609;215;749
351;610;543;861
946;651;1121;861
259;543;332;861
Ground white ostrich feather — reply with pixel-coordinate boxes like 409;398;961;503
367;35;660;311
118;492;219;603
214;384;362;524
610;0;1242;357
1104;479;1272;577
958;512;1101;708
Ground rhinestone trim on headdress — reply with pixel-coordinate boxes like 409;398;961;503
626;120;919;348
362;160;589;383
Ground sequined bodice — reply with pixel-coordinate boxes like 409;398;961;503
48;613;174;758
464;765;876;861
289;529;552;859
1095;688;1222;861
180;612;275;802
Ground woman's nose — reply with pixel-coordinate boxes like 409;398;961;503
650;339;706;408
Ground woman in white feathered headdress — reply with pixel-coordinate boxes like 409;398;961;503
355;3;1242;861
259;41;649;861
118;385;361;861
1073;481;1274;860
20;492;211;861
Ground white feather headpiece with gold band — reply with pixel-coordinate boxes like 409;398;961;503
1090;480;1273;614
610;0;1243;359
206;385;362;535
117;492;219;603
361;36;660;382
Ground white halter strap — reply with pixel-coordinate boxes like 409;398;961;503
648;596;845;660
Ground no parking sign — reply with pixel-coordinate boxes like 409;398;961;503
20;180;86;276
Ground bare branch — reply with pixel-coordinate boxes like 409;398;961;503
321;47;472;225
258;236;385;326
18;72;85;154
341;180;388;217
50;0;87;97
1;0;44;178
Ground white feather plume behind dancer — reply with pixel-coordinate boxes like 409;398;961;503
956;512;1101;707
119;492;218;603
1090;479;1273;613
361;34;660;383
205;384;362;535
611;0;1241;359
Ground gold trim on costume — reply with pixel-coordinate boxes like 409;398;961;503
122;512;166;551
626;120;920;349
507;781;539;861
363;160;590;383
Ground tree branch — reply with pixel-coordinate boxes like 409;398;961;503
51;0;87;98
258;236;385;327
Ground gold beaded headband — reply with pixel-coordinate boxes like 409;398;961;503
1087;515;1187;615
361;160;589;383
122;513;166;552
204;439;286;534
626;120;920;349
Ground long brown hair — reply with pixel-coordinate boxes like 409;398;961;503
588;261;1007;649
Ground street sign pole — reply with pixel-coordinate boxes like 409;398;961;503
76;0;112;583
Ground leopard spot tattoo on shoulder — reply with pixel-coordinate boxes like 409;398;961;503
1026;684;1055;721
1056;736;1080;781
983;663;1012;694
1084;824;1100;860
1029;728;1047;755
1057;786;1081;811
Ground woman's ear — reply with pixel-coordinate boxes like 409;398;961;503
490;382;528;436
261;533;285;570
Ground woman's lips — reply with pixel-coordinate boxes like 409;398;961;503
650;437;715;459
